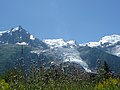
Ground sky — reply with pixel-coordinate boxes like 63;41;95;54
0;0;120;43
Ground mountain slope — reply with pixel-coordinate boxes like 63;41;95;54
78;46;120;73
80;35;120;57
43;39;91;72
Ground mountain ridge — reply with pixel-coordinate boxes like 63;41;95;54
0;26;120;73
79;34;120;47
0;26;48;48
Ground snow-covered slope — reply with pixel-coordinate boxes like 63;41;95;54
43;39;91;72
61;48;91;72
107;45;120;57
79;34;120;57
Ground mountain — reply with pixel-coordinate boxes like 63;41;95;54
79;35;120;57
43;38;120;73
43;39;91;72
0;26;85;73
43;36;120;73
78;46;120;73
0;26;120;73
0;26;48;48
0;26;48;72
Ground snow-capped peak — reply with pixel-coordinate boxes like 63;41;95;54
0;26;46;47
11;26;21;32
99;34;120;44
43;39;67;48
43;39;78;49
0;26;23;35
79;34;120;47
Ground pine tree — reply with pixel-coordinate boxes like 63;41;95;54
103;61;109;73
103;61;111;79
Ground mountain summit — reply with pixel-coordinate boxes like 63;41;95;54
0;26;48;48
80;34;120;48
43;39;78;49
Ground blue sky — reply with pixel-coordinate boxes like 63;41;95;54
0;0;120;43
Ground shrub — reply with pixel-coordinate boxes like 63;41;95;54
95;77;120;90
0;79;11;90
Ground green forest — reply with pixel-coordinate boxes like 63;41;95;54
0;59;120;90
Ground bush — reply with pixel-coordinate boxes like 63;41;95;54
95;77;120;90
0;79;11;90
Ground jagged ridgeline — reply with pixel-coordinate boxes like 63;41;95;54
0;26;48;48
0;26;120;73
